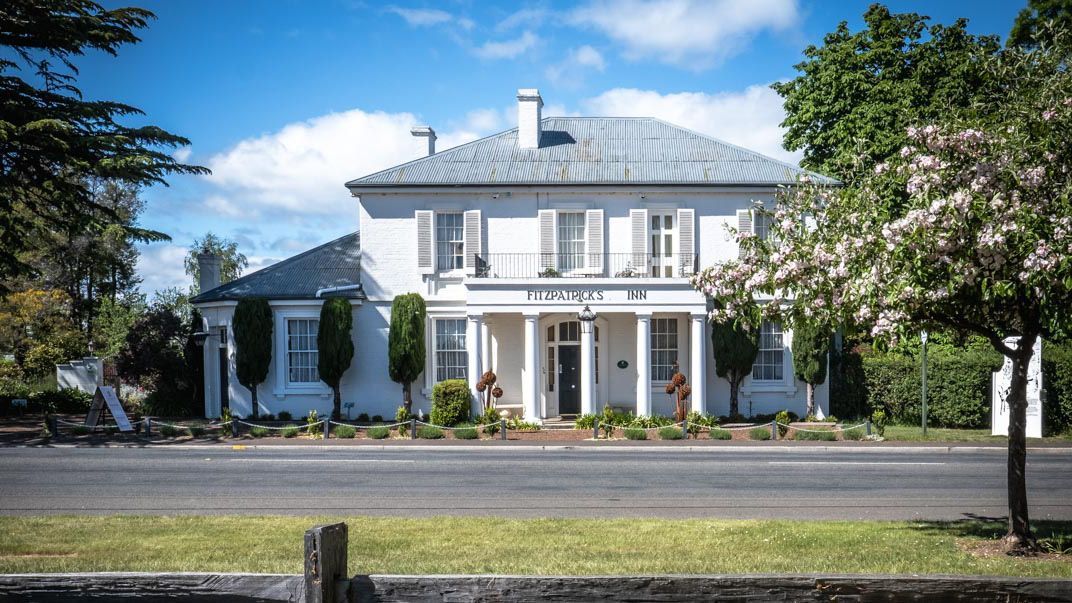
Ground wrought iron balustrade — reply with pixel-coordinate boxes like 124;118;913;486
473;253;698;279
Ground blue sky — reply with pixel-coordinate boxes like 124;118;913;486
76;0;1025;295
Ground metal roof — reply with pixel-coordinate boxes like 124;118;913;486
346;117;837;188
191;232;362;304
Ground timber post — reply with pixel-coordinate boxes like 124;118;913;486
304;522;348;603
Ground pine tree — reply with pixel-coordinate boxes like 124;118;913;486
232;298;272;419
710;320;759;418
388;293;426;414
317;298;354;420
791;322;829;418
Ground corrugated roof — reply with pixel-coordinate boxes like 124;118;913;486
346;117;837;188
191;232;362;304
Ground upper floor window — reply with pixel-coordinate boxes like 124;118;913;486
753;210;773;241
433;318;467;382
557;212;585;274
752;321;784;381
650;318;678;382
436;212;464;271
287;319;320;384
650;212;676;277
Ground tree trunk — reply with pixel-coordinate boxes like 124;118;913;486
1004;334;1038;552
729;373;740;417
805;383;815;418
332;386;342;420
249;385;259;420
402;381;412;414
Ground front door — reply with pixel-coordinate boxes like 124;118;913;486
558;344;580;415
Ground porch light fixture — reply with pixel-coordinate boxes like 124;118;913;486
191;331;214;347
577;305;596;334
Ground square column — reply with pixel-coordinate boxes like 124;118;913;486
690;313;707;414
522;313;541;422
636;313;652;417
466;314;483;416
580;325;595;415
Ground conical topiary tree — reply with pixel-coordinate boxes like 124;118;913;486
711;320;759;418
388;293;426;414
232;298;273;419
791;321;829;418
317;297;354;420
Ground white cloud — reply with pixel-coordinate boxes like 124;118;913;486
387;7;452;27
136;243;190;294
474;31;539;59
172;146;192;163
546;45;606;87
570;0;799;69
495;8;550;31
581;85;798;163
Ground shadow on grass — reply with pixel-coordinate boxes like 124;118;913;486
907;517;1072;554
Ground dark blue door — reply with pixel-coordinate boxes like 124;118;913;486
558;345;580;415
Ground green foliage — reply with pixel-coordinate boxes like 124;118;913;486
453;426;479;440
775;410;791;437
0;289;86;380
277;411;292;421
417;425;444;439
476;408;501;435
281;425;299;438
367;426;390;439
871;409;888;437
710;318;759;415
115;299;198;416
317;298;354;419
658;426;683;440
333;424;356;439
388;293;426;411
794;428;837;441
842;427;866;441
184;233;248;293
395;405;412;424
371;415;383;422
188;426;206;438
507;417;541;432
600;421;615;438
623;427;647;440
574;413;596;430
70;425;90;436
1009;0;1072;49
708;429;732;440
630;414;676;429
431;379;471;426
249;426;268;438
772;4;1001;183
305;410;322;436
27;388;92;414
356;413;370;423
685;410;718;435
749;427;772;441
830;338;868;419
232;298;272;419
792;322;829;386
159;424;179;438
219;407;234;426
1042;340;1072;435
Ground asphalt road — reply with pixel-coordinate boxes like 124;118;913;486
1;446;1070;520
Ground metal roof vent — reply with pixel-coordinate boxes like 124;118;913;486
411;126;436;156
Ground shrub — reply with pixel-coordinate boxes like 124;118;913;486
1042;340;1072;436
371;415;383;422
188;426;206;438
357;413;370;423
708;429;732;440
395;405;412;424
159;424;179;438
103;426;117;436
431;379;471;426
794;428;836;441
630;414;675;429
70;425;90;436
334;424;357;439
842;427;865;441
600;422;615;438
281;425;299;438
775;410;791;437
250;426;268;438
417;425;444;439
574;413;596;430
623;427;647;440
508;417;540;431
454;426;479;440
277;411;293;421
367;426;390;439
658;426;683;440
749;426;771;441
306;410;323;436
476;408;501;434
28;388;93;414
871;409;888;436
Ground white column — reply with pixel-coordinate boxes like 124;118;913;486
466;314;483;416
480;319;491;374
690;313;707;414
522;314;541;422
636;313;652;417
580;323;595;415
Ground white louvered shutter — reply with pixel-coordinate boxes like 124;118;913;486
584;209;604;275
630;209;649;274
676;208;695;276
736;209;753;259
538;209;556;271
416;210;434;274
463;210;481;275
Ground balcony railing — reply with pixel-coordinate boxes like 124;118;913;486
473;253;698;279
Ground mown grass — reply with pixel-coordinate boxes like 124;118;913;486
882;426;1072;443
0;516;1069;577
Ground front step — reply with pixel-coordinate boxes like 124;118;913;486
541;417;577;430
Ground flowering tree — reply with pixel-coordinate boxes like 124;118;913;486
692;44;1072;551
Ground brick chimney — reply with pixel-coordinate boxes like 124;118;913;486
517;88;543;149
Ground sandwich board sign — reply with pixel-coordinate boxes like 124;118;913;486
85;385;133;432
991;337;1043;438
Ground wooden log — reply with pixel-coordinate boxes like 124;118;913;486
0;573;303;602
304;522;348;603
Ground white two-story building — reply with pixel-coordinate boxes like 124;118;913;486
192;88;835;422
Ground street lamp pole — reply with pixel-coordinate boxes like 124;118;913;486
921;330;928;436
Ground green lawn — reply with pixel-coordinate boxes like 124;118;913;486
881;425;1072;443
0;516;1068;577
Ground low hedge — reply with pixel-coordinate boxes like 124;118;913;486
793;428;836;441
431;379;470;427
749;427;771;441
1042;340;1072;436
658;426;683;440
708;429;732;440
623;427;647;440
333;424;357;439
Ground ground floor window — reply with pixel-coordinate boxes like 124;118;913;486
287;319;320;384
651;318;678;382
434;318;467;382
752;321;784;381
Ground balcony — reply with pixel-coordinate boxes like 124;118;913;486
473;253;698;279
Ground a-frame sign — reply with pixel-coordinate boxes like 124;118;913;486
85;386;133;432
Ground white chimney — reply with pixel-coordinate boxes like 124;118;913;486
517;88;543;149
197;252;222;293
411;126;436;156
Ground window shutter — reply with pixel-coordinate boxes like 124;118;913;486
630;209;649;272
416;210;434;274
538;209;556;271
463;210;481;275
676;208;695;275
736;209;753;259
584;209;604;275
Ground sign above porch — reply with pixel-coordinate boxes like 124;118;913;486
465;280;706;313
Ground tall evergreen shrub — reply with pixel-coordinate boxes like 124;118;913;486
232;298;272;419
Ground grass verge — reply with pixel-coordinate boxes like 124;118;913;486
0;517;1068;577
881;426;1072;443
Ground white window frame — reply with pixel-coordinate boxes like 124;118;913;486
650;317;679;383
432;318;467;383
557;211;586;275
286;318;320;385
649;211;677;278
435;211;465;273
272;306;331;397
